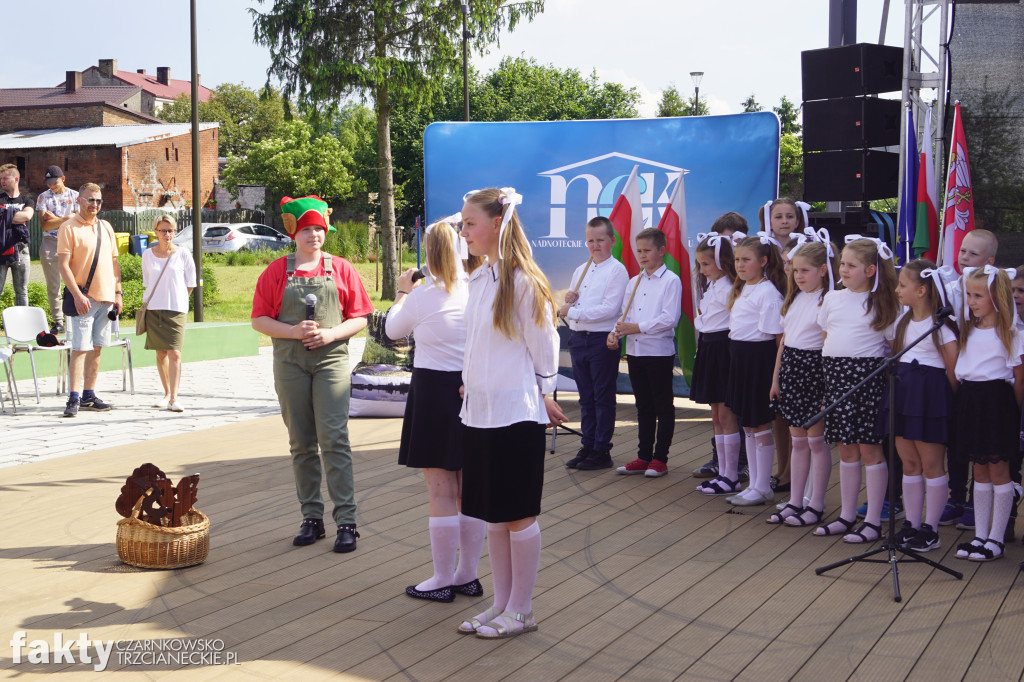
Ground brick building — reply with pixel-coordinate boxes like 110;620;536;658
71;59;212;116
0;124;219;212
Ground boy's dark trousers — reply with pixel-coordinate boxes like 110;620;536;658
626;354;675;462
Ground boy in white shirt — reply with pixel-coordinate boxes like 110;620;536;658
607;228;682;477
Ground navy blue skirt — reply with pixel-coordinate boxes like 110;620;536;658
877;360;953;444
690;330;730;405
724;339;777;428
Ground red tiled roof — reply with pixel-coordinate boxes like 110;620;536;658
113;71;212;102
0;86;140;108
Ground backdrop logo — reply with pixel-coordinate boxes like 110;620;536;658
537;152;688;240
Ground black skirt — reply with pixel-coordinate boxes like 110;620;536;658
690;330;730;405
461;421;546;523
777;346;825;428
877;360;953;444
724;339;777;428
822;356;886;445
954;380;1019;464
397;368;464;470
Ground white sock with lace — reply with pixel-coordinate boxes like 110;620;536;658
415;515;459;592
476;522;541;636
720;432;741;482
453;513;486;586
973;481;993;544
988;482;1014;552
788;437;810;509
808;436;832;512
753;429;776;496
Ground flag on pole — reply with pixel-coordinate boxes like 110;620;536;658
939;102;975;272
655;172;696;383
913;105;940;261
609;165;643;277
896;107;918;266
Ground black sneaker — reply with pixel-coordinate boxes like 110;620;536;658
80;396;112;411
576;449;613;470
905;523;941;552
894;520;917;547
63;397;80;417
51;322;65;335
566;446;591;469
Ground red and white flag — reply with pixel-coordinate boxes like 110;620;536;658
610;165;643;277
939;102;975;272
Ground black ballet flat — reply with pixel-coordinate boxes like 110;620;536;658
452;578;485;597
405;584;455;603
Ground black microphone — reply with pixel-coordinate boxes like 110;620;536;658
305;293;317;321
936;305;954;319
411;268;426;283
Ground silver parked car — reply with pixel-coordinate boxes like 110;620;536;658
199;222;291;254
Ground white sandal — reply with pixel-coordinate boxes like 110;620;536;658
457;606;503;635
475;610;538;639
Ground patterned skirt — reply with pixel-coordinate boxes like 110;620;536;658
777;346;825;429
954;380;1019;464
690;330;730;405
822;355;886;445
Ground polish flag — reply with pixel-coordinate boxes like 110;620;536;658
656;173;696;382
609;165;643;277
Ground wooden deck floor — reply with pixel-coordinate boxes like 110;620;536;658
2;396;1024;681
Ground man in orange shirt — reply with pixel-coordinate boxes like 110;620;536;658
57;183;122;417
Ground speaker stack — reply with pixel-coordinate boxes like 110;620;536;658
801;43;904;202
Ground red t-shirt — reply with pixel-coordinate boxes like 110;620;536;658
251;254;374;321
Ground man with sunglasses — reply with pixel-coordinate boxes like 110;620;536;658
57;183;122;417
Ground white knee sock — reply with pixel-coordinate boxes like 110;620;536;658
416;515;459;591
752;429;775;496
485;523;512;613
924;475;949;529
839;460;862;522
864;463;888;528
989;482;1014;547
744;430;758;486
505;521;542;616
788;437;810;509
808;436;831;511
902;475;925;530
721;432;741;482
453;513;486;586
972;482;994;542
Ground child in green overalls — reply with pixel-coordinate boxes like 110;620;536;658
251;195;374;553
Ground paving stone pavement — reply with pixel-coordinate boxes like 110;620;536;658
0;338;366;469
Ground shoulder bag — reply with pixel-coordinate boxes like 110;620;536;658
136;248;176;336
62;222;103;318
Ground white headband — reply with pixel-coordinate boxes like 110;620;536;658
462;187;524;260
790;226;837;290
764;200;811;237
845;235;894;292
962;264;1017;313
920;267;949;309
755;230;782;249
696;231;736;270
426;212;468;261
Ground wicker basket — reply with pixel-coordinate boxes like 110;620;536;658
116;498;210;569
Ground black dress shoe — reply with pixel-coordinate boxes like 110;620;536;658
334;524;360;553
566;446;591;469
576;449;613;470
293;518;325;546
452;578;485;597
405;584;455;602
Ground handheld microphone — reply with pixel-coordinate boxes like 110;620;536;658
305;293;317;321
411;268;426;283
936;305;954;319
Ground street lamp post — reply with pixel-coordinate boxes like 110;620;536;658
462;3;473;122
689;71;704;116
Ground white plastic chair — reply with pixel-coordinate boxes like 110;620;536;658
0;344;19;413
2;306;70;402
109;316;135;394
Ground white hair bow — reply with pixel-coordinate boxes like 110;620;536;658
792;227;837;290
756;231;782;249
462;187;525;259
795;201;811;229
920;267;949;309
697;231;733;269
762;200;775;236
845;235;893;292
426;212;468;261
962;264;1017;313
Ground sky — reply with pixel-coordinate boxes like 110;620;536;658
7;1;919;118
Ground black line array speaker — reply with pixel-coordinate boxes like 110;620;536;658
801;43;905;101
803;97;902;152
803;150;900;201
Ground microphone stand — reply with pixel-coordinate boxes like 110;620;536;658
804;307;963;602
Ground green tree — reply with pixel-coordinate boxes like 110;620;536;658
774;95;802;135
741;94;763;113
159;83;286;157
221;119;356;203
656;83;708;117
779;133;804;198
251;0;544;300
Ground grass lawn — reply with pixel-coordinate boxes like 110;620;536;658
25;253;420;345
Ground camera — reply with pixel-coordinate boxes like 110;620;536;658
108;304;121;321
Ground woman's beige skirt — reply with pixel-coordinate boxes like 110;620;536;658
144;310;187;351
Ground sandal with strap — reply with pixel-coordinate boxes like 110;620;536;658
969;538;1006;562
766;503;802;525
843;521;882;544
457;606;503;635
785;506;825;527
475;610;538;640
956;537;986;560
696;476;740;495
814;516;857;537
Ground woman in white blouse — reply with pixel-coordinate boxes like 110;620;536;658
386;217;487;605
141;215;196;412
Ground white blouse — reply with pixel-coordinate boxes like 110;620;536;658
141;247;197;314
955;326;1024;383
694;275;731;334
620;264;683;357
729;280;783;342
461;260;559;428
384;275;468;372
818;289;892;358
896;314;957;369
782;290;825;350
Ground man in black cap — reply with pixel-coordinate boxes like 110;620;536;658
36;166;79;334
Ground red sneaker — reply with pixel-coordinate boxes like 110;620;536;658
645;460;668;477
616;458;649;475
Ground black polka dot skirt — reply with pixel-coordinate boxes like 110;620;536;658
822;355;886;445
777;346;825;429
